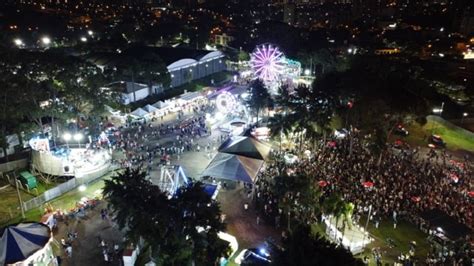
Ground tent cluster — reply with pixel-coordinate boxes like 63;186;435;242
130;100;172;119
202;136;271;183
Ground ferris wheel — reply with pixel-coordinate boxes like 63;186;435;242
250;44;285;82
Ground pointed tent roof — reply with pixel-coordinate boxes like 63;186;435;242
152;101;170;109
201;153;263;183
0;223;51;265
131;108;149;117
218;136;271;160
143;104;158;113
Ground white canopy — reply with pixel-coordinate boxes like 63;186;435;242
131;108;149;117
143;104;159;113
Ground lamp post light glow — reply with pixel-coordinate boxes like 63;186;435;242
87;30;93;36
13;38;23;47
74;133;83;148
461;112;468;125
63;133;72;149
304;69;311;76
80;37;87;42
41;36;51;45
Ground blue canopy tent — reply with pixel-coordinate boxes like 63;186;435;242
218;136;271;160
201;153;264;183
0;223;52;265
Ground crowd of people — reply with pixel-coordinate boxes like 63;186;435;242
255;133;472;264
105;99;219;173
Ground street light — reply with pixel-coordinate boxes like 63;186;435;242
461;112;468;125
13;38;23;47
87;30;93;36
74;133;83;148
304;69;311;76
80;37;87;42
41;36;51;45
63;133;72;149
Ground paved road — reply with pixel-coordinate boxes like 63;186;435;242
53;103;276;265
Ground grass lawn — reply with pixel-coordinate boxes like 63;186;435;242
356;218;430;265
400;117;474;153
0;172;114;227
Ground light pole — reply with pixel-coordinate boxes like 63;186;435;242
461;112;468;125
41;36;51;46
74;133;83;148
63;133;72;149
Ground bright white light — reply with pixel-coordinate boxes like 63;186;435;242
463;112;468;117
440;27;444;32
439;53;445;58
63;133;72;141
73;133;83;141
78;185;87;192
250;44;285;81
437;227;443;232
348;48;353;54
41;36;51;45
304;69;311;75
216;92;236;114
87;30;93;36
13;38;23;46
215;112;224;120
80;37;87;42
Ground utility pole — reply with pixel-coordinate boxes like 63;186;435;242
16;179;25;219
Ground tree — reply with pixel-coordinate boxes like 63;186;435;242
273;174;321;230
273;224;363;266
268;113;293;151
103;168;229;266
247;79;273;126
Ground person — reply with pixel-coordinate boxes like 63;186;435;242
66;245;72;258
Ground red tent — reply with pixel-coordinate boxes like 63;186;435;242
362;181;374;188
318;180;328;187
411;196;421;202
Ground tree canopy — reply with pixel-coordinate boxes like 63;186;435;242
103;168;229;266
273;224;363;266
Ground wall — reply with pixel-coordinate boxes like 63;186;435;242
0;159;28;173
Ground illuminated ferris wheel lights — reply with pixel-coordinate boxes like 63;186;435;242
250;44;285;82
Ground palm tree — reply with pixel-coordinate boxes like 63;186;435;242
268;113;293;151
247;79;273;126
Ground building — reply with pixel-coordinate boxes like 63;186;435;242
86;46;227;90
128;47;226;88
214;33;234;47
106;81;150;105
283;3;296;25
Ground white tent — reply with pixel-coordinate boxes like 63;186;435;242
152;101;171;109
143;104;158;113
0;223;52;265
131;108;149;118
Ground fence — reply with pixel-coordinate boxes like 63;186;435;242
0;158;28;174
22;163;112;211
